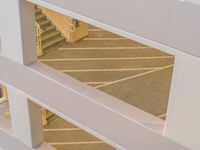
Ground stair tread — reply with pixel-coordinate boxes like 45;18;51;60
42;31;60;41
42;25;56;33
35;7;66;51
36;14;46;20
35;8;41;14
42;37;65;49
38;20;51;26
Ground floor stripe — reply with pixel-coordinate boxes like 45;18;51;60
49;141;104;145
59;46;150;50
88;29;103;31
83;37;126;41
95;65;174;88
157;113;166;119
39;56;174;62
60;67;162;73
84;82;108;84
43;128;80;131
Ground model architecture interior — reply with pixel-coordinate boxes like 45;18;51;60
0;1;200;150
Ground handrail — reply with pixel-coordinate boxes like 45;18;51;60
35;21;43;57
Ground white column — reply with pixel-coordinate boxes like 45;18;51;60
0;0;43;148
165;52;200;150
8;87;43;148
0;0;36;65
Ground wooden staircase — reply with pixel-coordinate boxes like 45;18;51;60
35;7;66;51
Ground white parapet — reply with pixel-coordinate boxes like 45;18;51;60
165;51;200;150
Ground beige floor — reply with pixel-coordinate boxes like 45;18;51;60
0;24;174;149
44;114;115;150
40;25;174;117
40;24;175;150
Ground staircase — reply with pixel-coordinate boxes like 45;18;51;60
35;7;66;52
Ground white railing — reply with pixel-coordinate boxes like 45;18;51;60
1;0;200;150
35;22;43;57
0;56;188;150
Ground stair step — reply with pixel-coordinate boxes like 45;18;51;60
42;25;56;33
36;14;46;20
35;6;66;52
42;31;60;41
39;20;51;27
42;36;65;50
35;8;41;14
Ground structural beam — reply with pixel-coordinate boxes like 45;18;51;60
26;0;200;58
0;0;43;148
8;87;43;148
165;52;200;150
0;0;36;65
0;56;188;150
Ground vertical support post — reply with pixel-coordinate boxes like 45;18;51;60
0;0;36;65
0;0;43;148
8;87;43;148
165;52;200;150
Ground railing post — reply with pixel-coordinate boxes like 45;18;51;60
165;52;200;150
0;0;43;148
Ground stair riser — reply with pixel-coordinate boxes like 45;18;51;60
36;16;46;22
43;29;57;36
42;32;60;42
42;39;65;50
35;6;66;52
39;21;51;27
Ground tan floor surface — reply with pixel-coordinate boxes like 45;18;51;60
40;24;174;150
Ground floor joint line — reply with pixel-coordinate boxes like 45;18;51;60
95;65;174;88
60;67;163;73
58;46;150;50
39;56;174;62
48;141;104;145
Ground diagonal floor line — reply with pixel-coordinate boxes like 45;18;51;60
88;29;103;31
58;46;150;50
39;56;174;62
60;67;165;73
95;65;174;89
157;113;167;119
84;82;109;84
83;37;127;41
43;128;80;131
49;141;104;145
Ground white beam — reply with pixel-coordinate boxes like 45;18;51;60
0;56;188;150
165;53;200;150
26;0;200;58
0;0;36;65
8;86;43;148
